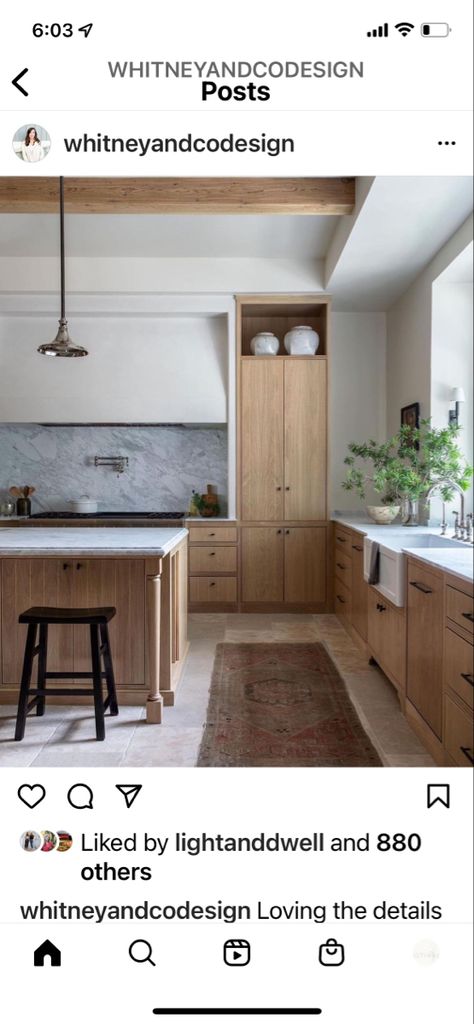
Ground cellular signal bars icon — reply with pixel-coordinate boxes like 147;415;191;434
367;23;389;37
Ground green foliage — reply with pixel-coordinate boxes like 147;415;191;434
342;420;473;504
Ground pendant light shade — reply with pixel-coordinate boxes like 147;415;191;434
38;177;88;358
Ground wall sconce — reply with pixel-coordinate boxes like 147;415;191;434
448;386;465;427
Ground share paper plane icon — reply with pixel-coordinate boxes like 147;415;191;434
116;784;142;809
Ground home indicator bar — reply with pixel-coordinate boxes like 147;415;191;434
152;1012;322;1017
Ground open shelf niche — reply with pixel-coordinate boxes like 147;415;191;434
237;295;329;358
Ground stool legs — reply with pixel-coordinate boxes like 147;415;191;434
100;623;119;716
36;623;48;717
15;624;37;741
90;624;105;741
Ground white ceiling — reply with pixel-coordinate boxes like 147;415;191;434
0;213;337;259
325;176;473;310
0;178;472;309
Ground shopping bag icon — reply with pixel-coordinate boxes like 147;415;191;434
318;938;345;966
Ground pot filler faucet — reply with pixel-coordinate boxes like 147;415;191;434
427;479;471;541
94;456;129;475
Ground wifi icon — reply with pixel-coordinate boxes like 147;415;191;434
395;22;415;36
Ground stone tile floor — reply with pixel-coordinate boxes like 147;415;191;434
0;613;435;767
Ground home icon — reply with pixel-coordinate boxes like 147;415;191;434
34;940;62;967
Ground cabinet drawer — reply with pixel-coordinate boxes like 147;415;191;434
189;576;237;604
335;578;352;626
334;526;352;555
188;526;237;544
446;585;474;634
189;546;237;574
334;550;352;587
444;694;474;767
444;628;474;710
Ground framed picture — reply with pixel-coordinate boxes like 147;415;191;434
401;402;420;448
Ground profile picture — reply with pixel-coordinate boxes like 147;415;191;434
57;831;73;852
20;830;42;852
13;124;51;163
40;830;58;852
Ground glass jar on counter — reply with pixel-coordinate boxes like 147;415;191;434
1;499;16;517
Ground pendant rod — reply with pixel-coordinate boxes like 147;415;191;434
59;176;65;320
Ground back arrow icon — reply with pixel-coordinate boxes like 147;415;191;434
12;68;29;96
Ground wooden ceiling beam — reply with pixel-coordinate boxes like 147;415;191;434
0;177;355;215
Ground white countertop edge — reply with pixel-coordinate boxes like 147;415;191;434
0;526;188;557
332;515;473;584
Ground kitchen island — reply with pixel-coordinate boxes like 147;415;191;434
0;527;189;723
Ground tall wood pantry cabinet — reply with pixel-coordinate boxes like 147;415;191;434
237;295;330;611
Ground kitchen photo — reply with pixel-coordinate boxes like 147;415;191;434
0;174;472;769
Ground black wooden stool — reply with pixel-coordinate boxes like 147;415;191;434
14;606;119;742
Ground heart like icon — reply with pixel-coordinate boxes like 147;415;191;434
18;784;46;809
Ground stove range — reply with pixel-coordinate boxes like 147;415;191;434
29;511;185;520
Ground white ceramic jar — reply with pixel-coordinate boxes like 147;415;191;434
68;495;98;513
284;325;320;355
250;332;280;356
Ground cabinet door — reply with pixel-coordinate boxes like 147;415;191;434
72;559;146;689
367;588;406;690
241;360;284;521
284;527;326;604
284;360;327;520
1;558;74;688
351;538;368;641
241;527;284;603
406;563;443;738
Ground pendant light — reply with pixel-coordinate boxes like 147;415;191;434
38;176;88;357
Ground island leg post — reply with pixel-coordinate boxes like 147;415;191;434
146;560;163;724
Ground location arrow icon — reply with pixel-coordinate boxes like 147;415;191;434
12;68;29;96
116;784;142;809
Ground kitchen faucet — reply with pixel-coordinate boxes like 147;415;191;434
427;479;467;540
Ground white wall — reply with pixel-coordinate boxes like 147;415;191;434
386;214;473;436
432;280;473;515
330;312;387;510
0;256;324;294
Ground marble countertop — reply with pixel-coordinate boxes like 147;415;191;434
0;527;188;557
332;514;473;583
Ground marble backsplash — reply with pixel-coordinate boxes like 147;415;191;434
0;424;227;514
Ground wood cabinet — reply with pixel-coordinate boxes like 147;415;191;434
367;587;406;694
351;538;368;642
241;358;326;522
241;527;284;603
241;360;284;521
406;560;444;739
241;526;326;607
284;360;327;520
443;575;473;767
187;520;238;610
0;543;188;713
332;526;367;643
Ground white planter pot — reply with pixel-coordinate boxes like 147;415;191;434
250;332;280;356
68;495;98;513
366;505;400;525
284;325;320;355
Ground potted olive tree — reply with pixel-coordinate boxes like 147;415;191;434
342;421;472;526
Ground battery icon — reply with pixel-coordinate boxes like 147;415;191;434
421;23;451;37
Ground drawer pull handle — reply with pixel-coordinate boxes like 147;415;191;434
208;532;216;537
409;581;433;594
336;595;345;604
76;562;83;570
209;582;216;587
376;602;386;612
336;562;346;570
462;611;474;623
62;562;70;571
461;673;474;686
352;544;363;551
336;535;346;543
460;746;474;765
277;529;282;535
209;552;215;556
285;486;290;491
276;486;282;491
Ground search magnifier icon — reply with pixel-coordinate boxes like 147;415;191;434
129;940;156;966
